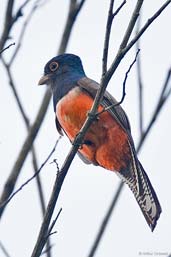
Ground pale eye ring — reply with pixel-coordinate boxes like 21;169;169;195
49;61;59;72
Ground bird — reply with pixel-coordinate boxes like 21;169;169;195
38;53;161;231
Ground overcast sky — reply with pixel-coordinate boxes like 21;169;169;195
0;1;171;257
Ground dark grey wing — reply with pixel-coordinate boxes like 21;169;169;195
55;116;63;136
78;77;131;134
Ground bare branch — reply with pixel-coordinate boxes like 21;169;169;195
135;15;144;136
0;241;11;257
120;0;144;50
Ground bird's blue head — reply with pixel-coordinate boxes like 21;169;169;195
38;54;86;92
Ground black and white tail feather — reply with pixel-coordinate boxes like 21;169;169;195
118;142;161;231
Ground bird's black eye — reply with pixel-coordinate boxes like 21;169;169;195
49;61;59;72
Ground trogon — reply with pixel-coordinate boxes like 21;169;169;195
38;53;161;231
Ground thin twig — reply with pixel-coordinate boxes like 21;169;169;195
41;244;54;256
98;48;140;115
0;42;15;55
46;208;62;239
118;48;140;104
0;138;61;211
157;68;171;103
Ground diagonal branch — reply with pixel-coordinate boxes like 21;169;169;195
119;0;144;50
0;241;11;257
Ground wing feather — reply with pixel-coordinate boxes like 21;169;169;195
78;77;131;134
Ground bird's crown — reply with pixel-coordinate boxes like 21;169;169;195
43;53;84;76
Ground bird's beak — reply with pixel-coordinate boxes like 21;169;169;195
38;74;51;85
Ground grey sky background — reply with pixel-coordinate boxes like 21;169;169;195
0;1;171;256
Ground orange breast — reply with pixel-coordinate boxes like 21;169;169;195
56;87;131;171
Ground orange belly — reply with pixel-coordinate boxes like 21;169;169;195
56;87;131;171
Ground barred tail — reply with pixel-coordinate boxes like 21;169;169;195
118;149;161;231
133;161;161;231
